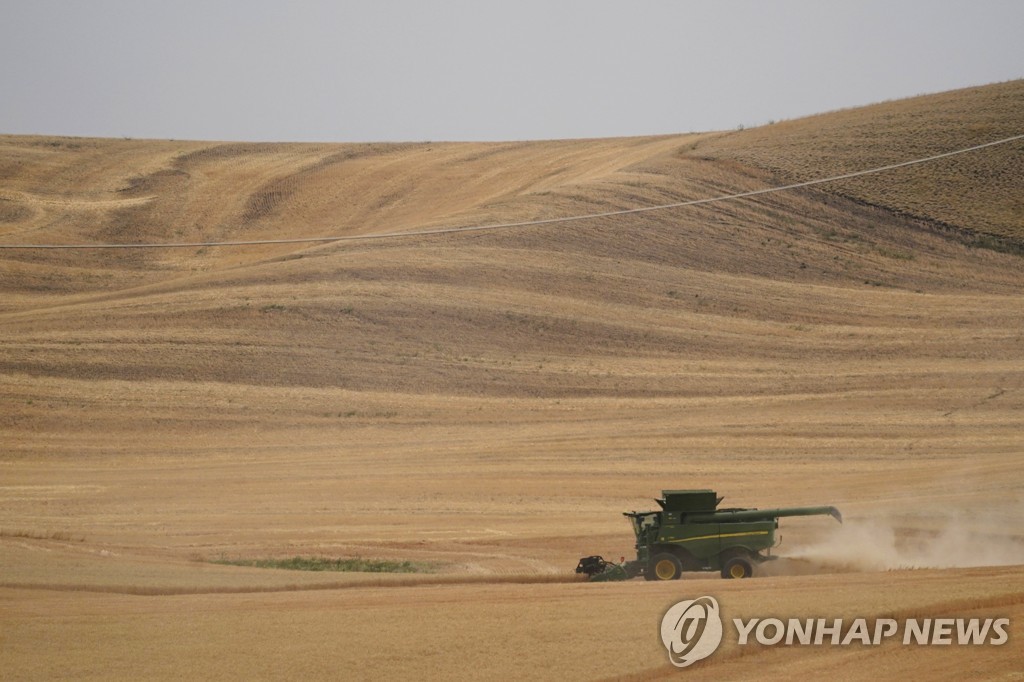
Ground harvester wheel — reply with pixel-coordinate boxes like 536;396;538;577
721;556;754;579
648;553;683;581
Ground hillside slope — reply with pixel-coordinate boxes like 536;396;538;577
1;83;1022;399
697;79;1024;243
2;82;1023;681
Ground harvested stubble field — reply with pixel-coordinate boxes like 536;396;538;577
2;81;1023;680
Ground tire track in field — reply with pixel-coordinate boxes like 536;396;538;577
0;572;586;597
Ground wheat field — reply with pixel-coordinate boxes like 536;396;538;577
1;81;1023;680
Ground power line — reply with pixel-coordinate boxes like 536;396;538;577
1;134;1021;251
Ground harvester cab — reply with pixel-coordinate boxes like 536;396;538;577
576;489;841;581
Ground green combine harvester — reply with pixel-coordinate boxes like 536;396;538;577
576;489;842;581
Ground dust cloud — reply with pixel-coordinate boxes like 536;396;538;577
791;512;1024;572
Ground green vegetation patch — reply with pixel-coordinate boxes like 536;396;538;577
212;556;431;573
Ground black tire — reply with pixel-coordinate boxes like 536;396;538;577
721;556;754;579
648;553;684;581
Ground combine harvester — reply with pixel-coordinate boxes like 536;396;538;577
576;489;842;581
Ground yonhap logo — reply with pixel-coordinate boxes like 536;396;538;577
659;596;1010;668
660;596;724;668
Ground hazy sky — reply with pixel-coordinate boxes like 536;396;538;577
2;1;1021;142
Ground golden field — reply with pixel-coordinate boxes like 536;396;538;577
1;81;1023;679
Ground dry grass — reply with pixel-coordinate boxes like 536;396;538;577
3;570;1021;680
209;555;432;573
697;79;1024;243
1;82;1023;680
0;528;83;542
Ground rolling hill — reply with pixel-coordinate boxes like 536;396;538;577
1;80;1022;680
